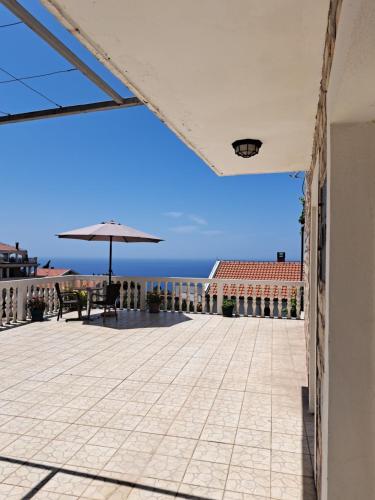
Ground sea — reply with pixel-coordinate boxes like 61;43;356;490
39;258;217;278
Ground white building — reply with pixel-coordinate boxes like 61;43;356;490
0;242;38;280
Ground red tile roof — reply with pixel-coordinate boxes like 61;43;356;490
215;261;302;281
211;260;302;298
0;242;26;253
36;268;75;277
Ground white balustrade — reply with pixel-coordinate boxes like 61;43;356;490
0;274;304;327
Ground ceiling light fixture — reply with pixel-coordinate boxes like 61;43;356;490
232;139;262;158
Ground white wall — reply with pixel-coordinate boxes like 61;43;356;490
326;122;375;500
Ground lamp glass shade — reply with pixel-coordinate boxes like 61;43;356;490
232;139;262;158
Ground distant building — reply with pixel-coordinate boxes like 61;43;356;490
209;258;302;282
36;268;78;278
208;256;302;297
0;242;38;280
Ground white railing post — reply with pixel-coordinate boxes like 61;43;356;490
296;286;301;319
0;275;304;323
140;279;146;311
17;284;27;321
119;280;125;309
201;282;205;314
287;286;292;319
178;282;183;312
252;289;257;317
236;286;240;316
171;282;176;312
209;288;214;314
126;280;131;310
260;286;265;317
4;288;11;324
164;281;168;311
243;285;248;317
276;287;281;318
216;282;223;315
133;280;139;310
193;283;198;313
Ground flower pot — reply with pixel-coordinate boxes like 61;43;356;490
30;309;44;322
222;305;234;317
148;302;160;313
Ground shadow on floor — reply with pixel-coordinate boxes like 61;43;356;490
80;309;193;330
0;455;212;500
301;386;317;500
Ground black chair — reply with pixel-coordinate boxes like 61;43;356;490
87;283;121;320
55;283;82;321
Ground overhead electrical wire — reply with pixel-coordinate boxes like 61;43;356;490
0;21;23;28
0;65;62;108
0;67;77;84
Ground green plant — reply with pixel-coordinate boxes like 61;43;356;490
147;292;162;305
222;298;235;308
291;296;297;317
76;290;88;306
299;196;305;226
28;297;46;311
222;298;235;317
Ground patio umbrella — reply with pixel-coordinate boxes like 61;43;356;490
57;220;163;283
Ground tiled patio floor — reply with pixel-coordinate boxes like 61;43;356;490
0;311;315;500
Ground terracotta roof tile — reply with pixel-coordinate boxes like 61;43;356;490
0;242;26;253
211;260;302;298
36;268;74;277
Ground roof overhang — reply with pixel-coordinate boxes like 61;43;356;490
42;0;330;175
329;0;375;124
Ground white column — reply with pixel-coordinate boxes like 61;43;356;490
325;123;375;500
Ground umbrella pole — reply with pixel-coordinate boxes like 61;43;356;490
109;236;113;284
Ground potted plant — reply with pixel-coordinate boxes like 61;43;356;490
28;297;46;322
222;298;235;317
147;292;162;313
76;290;88;308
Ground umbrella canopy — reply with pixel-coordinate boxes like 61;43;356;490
57;220;163;282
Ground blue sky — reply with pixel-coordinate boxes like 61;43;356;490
0;1;303;261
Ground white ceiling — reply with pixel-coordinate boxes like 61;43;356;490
43;0;329;176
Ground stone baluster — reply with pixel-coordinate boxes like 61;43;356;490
43;287;49;316
277;287;282;318
185;282;190;312
119;281;125;309
244;285;248;317
45;286;51;315
9;287;15;323
209;286;214;314
179;282;183;312
287;286;292;319
260;287;265;317
171;282;176;312
201;283;205;314
236;285;240;316
164;281;168;311
133;281;139;310
4;288;10;324
126;281;131;310
252;290;257;317
296;286;301;319
16;283;27;321
53;285;59;313
139;280;146;311
216;281;223;315
193;283;198;313
0;289;3;327
269;286;275;319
